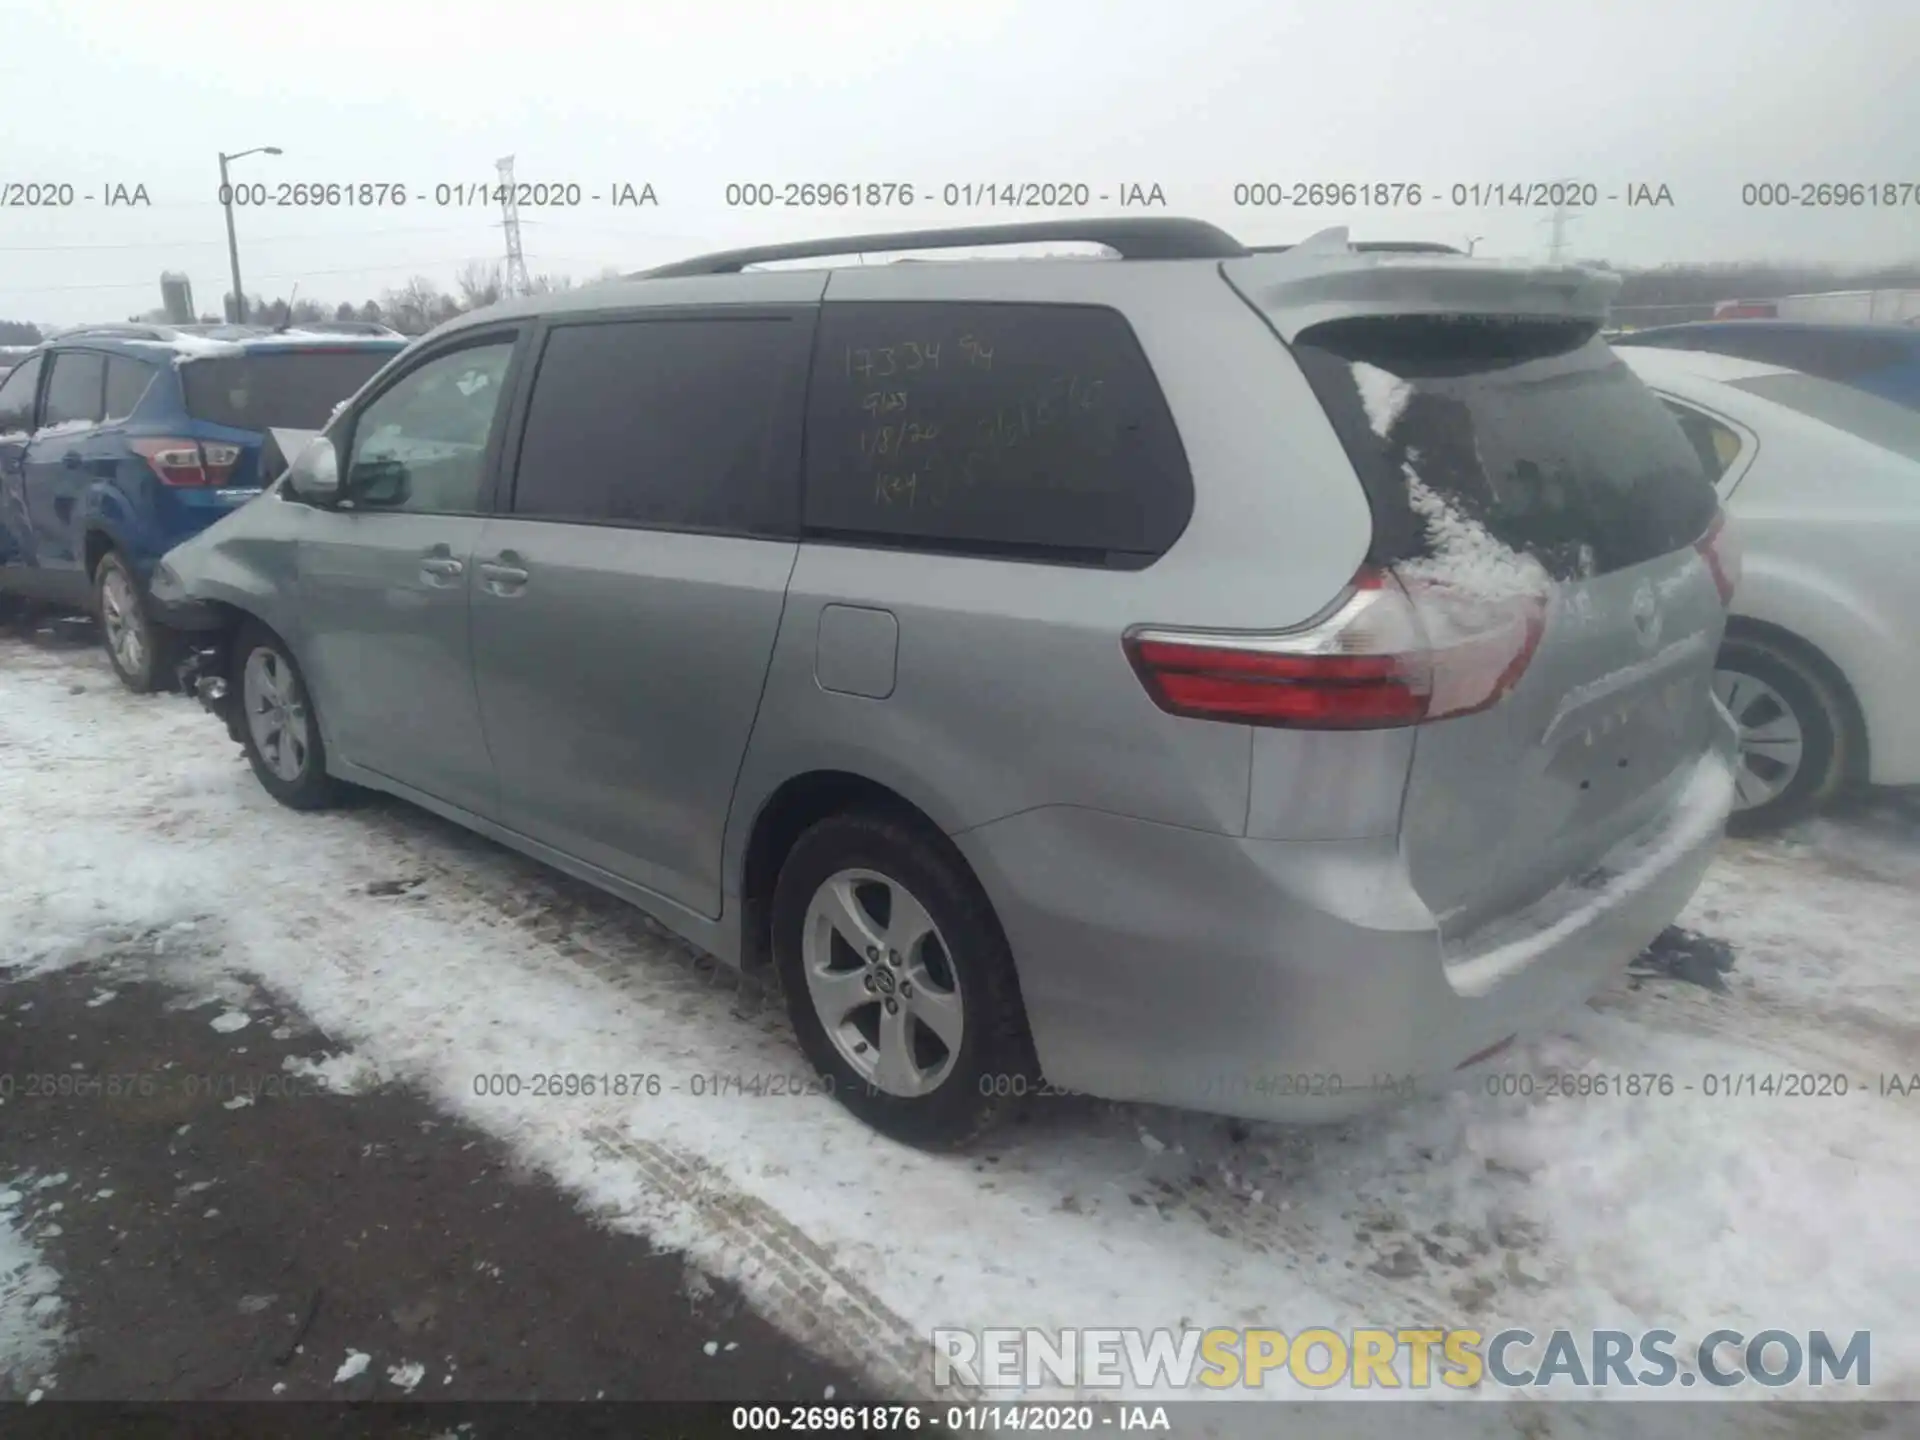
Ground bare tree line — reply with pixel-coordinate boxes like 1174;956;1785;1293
215;261;628;334
5;256;1919;344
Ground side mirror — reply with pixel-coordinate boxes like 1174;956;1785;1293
286;435;341;504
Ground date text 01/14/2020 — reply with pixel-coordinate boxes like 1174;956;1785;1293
721;182;1168;209
207;181;659;208
729;1404;1171;1433
1484;1071;1920;1099
0;1071;327;1101
468;1072;834;1099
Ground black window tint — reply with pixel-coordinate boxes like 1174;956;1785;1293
0;354;43;434
104;356;155;422
181;349;396;430
42;351;106;428
512;316;810;535
803;302;1192;563
1293;318;1718;579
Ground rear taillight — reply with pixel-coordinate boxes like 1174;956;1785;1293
1695;508;1741;606
1125;568;1547;730
132;437;242;487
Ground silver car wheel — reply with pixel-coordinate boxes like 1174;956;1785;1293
801;867;964;1098
99;564;146;676
242;646;312;784
1713;666;1806;812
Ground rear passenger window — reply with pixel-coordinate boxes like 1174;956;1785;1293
1661;401;1743;482
511;316;811;536
41;351;106;428
803;302;1193;564
104;356;154;422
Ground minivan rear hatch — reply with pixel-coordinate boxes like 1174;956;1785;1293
1223;234;1730;940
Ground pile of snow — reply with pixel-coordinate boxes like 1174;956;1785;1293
282;1050;386;1095
0;1184;66;1399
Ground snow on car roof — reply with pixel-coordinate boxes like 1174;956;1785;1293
153;330;406;368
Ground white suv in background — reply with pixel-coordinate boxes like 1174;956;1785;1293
1621;346;1920;830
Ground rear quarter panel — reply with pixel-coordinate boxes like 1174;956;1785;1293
722;261;1379;901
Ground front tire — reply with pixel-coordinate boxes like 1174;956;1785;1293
1715;635;1846;835
95;550;176;694
231;620;344;811
771;810;1036;1149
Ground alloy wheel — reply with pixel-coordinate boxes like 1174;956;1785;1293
242;647;312;783
800;867;965;1098
1714;666;1806;811
99;564;147;677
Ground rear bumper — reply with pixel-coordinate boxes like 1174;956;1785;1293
954;713;1738;1125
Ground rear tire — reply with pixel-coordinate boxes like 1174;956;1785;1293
1715;635;1846;835
95;550;177;694
771;809;1036;1149
231;619;344;811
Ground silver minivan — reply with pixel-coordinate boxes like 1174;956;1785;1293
152;219;1742;1148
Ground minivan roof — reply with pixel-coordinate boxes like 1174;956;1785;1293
430;220;1535;337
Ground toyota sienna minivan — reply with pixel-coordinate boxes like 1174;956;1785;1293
149;218;1742;1148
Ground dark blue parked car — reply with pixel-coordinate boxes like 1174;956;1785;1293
1610;321;1920;411
0;324;404;689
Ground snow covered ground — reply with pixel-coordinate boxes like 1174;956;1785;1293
0;1174;67;1403
2;638;1915;1435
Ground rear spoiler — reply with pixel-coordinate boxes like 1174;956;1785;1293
1221;226;1619;342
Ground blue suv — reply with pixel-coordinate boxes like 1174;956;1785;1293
0;324;404;689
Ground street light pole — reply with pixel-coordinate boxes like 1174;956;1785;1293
218;146;282;324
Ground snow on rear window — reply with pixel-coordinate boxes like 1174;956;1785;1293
1293;321;1718;580
1350;361;1411;440
1394;462;1551;602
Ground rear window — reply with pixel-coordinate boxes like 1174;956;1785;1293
1733;371;1920;462
803;301;1193;565
1292;317;1719;580
181;349;394;431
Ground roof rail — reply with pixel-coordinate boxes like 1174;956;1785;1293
1248;241;1463;256
631;217;1249;279
54;322;178;341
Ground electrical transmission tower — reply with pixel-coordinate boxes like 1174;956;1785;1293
1544;178;1584;264
497;155;532;299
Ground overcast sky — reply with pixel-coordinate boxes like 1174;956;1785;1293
5;0;1917;325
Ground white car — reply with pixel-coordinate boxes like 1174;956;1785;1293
1620;346;1920;830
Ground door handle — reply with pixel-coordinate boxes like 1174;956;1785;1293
419;555;464;584
62;451;82;470
478;560;529;596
